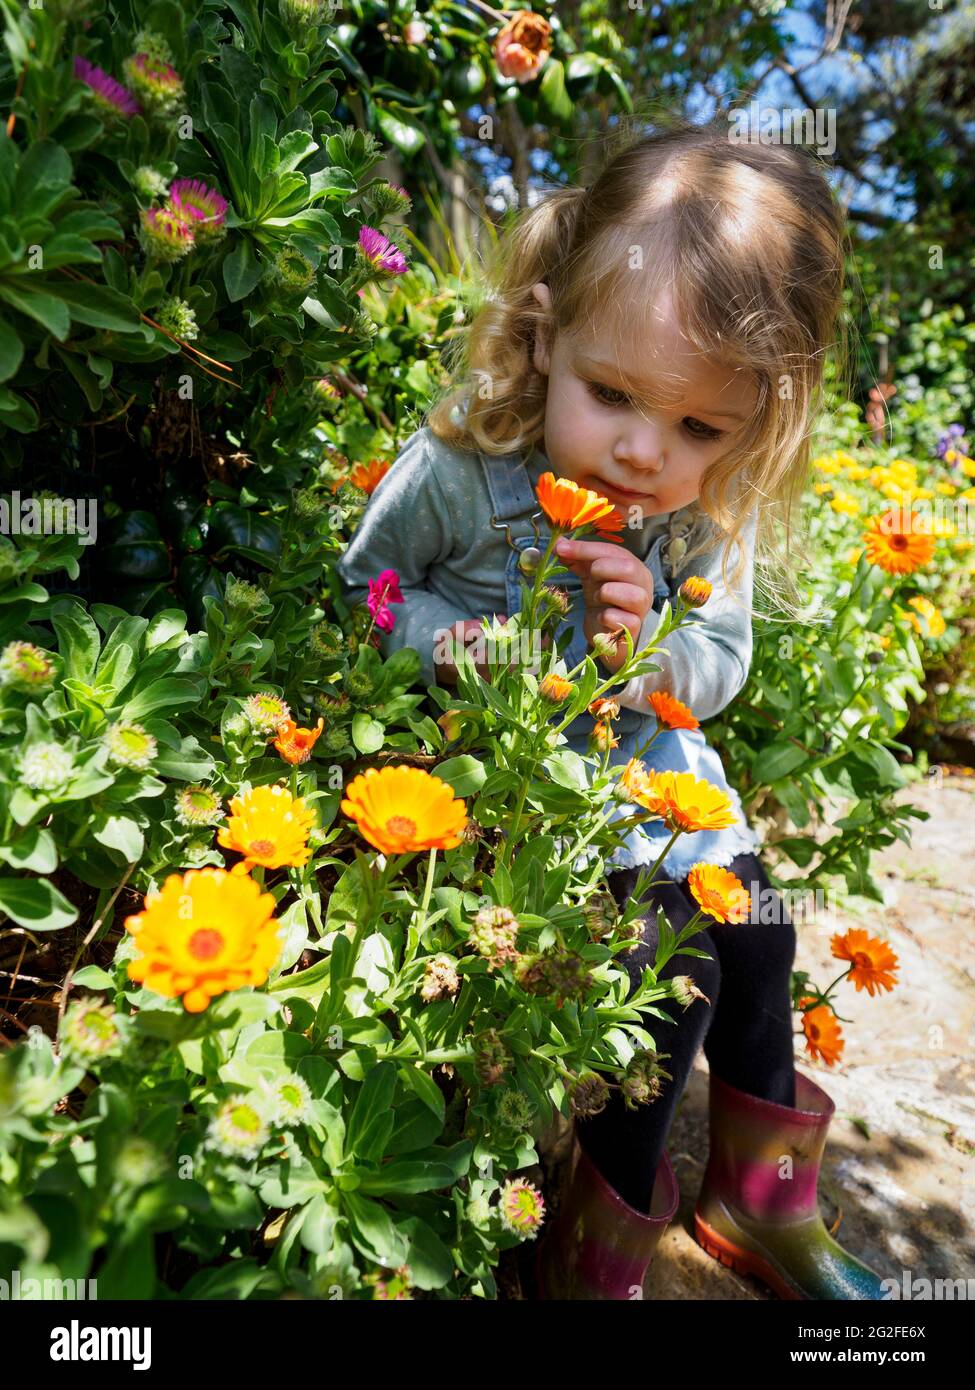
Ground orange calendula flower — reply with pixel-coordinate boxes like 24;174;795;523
273;717;325;764
590;722;619;753
617;757;651;802
588;696;620;722
648;690;700;731
341;765;468;855
217;784;316;870
905;595;946;639
678;577;712;607
535;472;624;541
635;770;738;833
539;672;576;704
687;863;751;924
350;458;392;494
125;867;282;1013
798;996;844;1067
830;928;899;997
862;508;936;575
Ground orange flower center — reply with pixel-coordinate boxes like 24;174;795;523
385;815;416;839
249;838;275;855
853;951;873;969
808;1021;820;1041
889;535;907;550
188;928;225;961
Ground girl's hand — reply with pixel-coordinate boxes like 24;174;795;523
555;537;654;675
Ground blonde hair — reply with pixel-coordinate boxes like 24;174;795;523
425;113;851;619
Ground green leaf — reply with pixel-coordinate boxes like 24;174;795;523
223;238;265;301
91;813;144;862
0;281;70;339
51;601;100;683
55;281;142;332
538;58;573;124
0;876;78;930
346;1060;397;1161
343;1192;410;1267
431;754;485;798
0;314;23;382
375;104;427;156
351;712;384;754
72;964;115;989
0;826;57;874
752;741;808;784
121;676;205;720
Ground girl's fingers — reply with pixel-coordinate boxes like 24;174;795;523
598;607;642;639
594;581;650;613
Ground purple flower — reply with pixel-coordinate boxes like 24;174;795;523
74;55;140;117
936;423;968;460
367;568;404;633
139;206;195;262
358;226;409;277
168;179;229;240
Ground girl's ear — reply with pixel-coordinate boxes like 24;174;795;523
530;281;553;375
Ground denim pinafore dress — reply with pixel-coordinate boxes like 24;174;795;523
478;446;760;883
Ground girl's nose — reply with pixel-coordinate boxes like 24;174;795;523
614;423;665;473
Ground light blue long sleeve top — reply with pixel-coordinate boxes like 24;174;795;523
335;422;762;877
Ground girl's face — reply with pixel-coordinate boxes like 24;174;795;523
530;281;758;520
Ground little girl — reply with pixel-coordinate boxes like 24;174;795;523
336;118;889;1301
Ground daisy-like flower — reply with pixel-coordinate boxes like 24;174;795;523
687;863;751;924
167;179;228;241
60;1000;123;1062
20;742;74;791
123;52;184;114
905;595;946;639
139;205;195;262
538;672;575;704
273;717;325;765
468;905;520;972
272;246;316;293
366;568;404;633
0;640;54;690
493;11;552;84
349;459;391;494
313;376;342;402
535;472;623;540
829;492;861;516
648;690;699;731
132;165;170;199
830;929;899;997
73;55;140;117
358;226;409;277
206;1095;271;1160
125;867;283;1012
175;785;224;828
115;1136;166;1188
496;1089;536;1132
217;784;316;870
635;770;739;834
589;722;619;754
224;574;267;615
340;765;468;855
678;576;712;607
260;1073;313;1127
798;996;844;1067
862;508;936;575
102;721;157;770
242;692;292;737
498;1176;546;1238
589;696;620;722
614;756;651;804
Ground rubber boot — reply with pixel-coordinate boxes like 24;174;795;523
694;1069;890;1299
535;1126;679;1300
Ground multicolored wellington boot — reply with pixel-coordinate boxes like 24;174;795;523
535;1129;679;1299
694;1069;890;1300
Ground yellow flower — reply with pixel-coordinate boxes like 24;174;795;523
906;595;946;638
813;481;833;496
679;576;712;607
830;492;861;516
125;868;282;1013
844;463;870;481
935;482;957;496
845;546;864;565
634;770;738;833
814;456;843;475
217;784;316;869
539;672;576;704
341;765;468;855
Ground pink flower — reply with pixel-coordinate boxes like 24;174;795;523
367;569;404;633
73;56;140;117
168;179;228;240
358;226;409;277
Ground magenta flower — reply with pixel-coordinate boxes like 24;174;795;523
498;1177;546;1239
124;53;185;113
139;206;195;262
73;56;140;117
168;179;229;241
358;226;409;277
367;569;404;633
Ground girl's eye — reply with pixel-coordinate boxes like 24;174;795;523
683;418;724;442
586;381;629;407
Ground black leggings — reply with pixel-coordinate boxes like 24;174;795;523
577;851;798;1214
